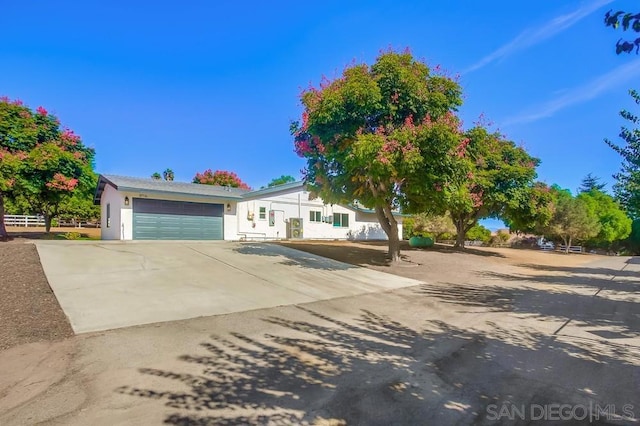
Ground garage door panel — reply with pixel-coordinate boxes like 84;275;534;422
132;199;224;240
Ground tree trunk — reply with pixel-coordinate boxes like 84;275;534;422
452;215;467;249
44;213;52;233
375;205;401;262
566;236;572;254
0;195;8;241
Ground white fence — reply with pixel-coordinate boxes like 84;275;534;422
4;215;45;227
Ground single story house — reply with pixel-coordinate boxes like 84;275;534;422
94;174;403;241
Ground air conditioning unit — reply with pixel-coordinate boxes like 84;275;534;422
322;215;333;224
288;217;304;239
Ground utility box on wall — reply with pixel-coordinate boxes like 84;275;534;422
287;217;303;239
269;210;275;226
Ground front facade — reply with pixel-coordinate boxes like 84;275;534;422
95;175;402;241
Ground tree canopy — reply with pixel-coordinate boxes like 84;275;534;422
292;49;463;260
442;126;540;247
544;187;600;253
193;169;251;189
578;189;632;248
606;89;640;219
267;175;296;188
578;173;606;193
0;98;95;236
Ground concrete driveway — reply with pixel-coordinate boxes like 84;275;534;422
35;241;422;333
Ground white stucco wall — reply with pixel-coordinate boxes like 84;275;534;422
237;189;402;241
100;184;123;240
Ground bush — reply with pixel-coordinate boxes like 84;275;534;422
63;231;82;240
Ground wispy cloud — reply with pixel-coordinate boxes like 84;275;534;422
502;60;640;126
464;0;614;74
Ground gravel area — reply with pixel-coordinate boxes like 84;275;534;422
0;243;73;350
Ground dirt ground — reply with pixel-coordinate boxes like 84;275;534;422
0;243;73;350
0;240;638;425
5;226;101;240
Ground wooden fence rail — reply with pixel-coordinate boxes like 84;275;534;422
4;215;45;227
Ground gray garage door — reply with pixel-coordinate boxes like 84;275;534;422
133;198;224;240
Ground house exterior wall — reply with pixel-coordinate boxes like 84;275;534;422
236;188;402;241
99;184;401;241
100;184;123;240
101;187;237;240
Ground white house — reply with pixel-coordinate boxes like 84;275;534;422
94;175;402;241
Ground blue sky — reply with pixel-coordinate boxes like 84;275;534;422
2;0;639;197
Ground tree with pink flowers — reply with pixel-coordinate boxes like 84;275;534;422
192;169;251;190
0;98;95;237
292;49;464;261
443;125;540;248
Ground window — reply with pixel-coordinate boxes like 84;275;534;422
259;207;266;220
333;213;349;228
106;203;111;228
309;210;322;222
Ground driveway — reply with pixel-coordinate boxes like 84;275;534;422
35;241;422;333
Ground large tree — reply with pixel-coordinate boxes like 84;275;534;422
0;98;95;236
442;126;540;248
193;169;251;189
606;89;640;218
292;50;463;261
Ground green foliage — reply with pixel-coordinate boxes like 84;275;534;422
445;125;540;247
622;219;640;254
163;168;174;181
578;173;607;193
409;212;455;240
503;182;553;235
292;49;463;260
606;89;640;218
0;98;96;234
151;172;162;180
578;189;632;247
465;224;491;243
63;231;82;240
266;175;296;188
604;10;640;54
544;189;600;252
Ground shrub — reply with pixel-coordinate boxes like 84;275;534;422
63;231;82;240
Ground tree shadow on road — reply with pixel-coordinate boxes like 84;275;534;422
516;263;640;279
233;243;355;271
417;277;640;339
115;305;639;425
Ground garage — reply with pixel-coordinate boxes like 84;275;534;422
133;198;224;240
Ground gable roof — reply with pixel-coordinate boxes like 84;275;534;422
94;174;249;204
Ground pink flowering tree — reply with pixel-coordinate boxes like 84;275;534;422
193;169;251;190
442;125;540;248
292;50;463;261
0;98;95;236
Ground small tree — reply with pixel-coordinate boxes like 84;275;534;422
443;126;539;248
503;182;554;235
465;224;491;244
578;189;632;249
163;168;175;181
0;98;95;235
545;189;600;253
193;169;251;189
151;172;162;180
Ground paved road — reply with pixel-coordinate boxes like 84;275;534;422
1;250;638;425
35;241;422;333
